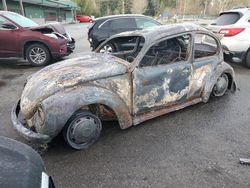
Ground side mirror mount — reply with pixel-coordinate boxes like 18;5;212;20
2;23;17;30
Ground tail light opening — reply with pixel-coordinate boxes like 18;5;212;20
219;28;245;37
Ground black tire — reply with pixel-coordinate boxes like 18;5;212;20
245;50;250;68
63;110;102;150
212;73;229;97
26;43;51;66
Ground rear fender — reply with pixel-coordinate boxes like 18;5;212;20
202;61;236;102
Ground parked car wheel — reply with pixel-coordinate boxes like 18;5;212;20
212;73;229;97
63;110;102;150
245;50;250;68
26;43;51;66
99;43;115;54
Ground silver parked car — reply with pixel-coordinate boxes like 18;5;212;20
208;7;250;68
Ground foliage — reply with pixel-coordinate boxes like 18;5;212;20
144;0;156;16
74;0;250;17
98;0;132;15
73;0;98;16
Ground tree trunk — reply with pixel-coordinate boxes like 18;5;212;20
2;0;7;11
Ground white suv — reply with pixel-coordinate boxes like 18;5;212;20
208;7;250;68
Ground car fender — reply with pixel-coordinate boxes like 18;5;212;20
36;85;132;137
21;39;52;58
202;61;236;102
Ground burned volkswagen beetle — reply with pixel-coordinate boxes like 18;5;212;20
12;23;236;150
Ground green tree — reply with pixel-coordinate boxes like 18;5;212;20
144;0;156;16
74;0;97;15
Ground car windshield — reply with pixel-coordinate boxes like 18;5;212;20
3;12;38;28
96;36;145;63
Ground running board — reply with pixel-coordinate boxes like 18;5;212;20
133;98;202;125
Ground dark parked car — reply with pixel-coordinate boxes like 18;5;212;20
88;14;161;50
0;136;55;188
0;11;75;66
12;23;236;150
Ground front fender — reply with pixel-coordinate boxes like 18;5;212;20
202;61;236;102
36;85;132;137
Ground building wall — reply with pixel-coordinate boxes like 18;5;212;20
0;1;74;24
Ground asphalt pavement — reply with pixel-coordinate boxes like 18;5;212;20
0;23;250;188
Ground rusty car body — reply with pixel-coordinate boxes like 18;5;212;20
12;23;236;150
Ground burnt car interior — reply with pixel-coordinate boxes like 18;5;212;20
140;34;191;67
99;36;145;62
98;33;218;65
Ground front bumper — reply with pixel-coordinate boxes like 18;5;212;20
67;38;75;54
11;100;51;144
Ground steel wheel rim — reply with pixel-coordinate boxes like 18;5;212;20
67;115;101;147
213;74;228;96
29;47;46;64
100;44;113;54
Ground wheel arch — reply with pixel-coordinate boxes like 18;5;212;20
38;85;132;138
202;61;236;102
22;40;52;59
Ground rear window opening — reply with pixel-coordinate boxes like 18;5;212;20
211;12;242;26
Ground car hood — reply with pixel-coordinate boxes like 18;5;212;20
29;22;66;35
20;53;129;119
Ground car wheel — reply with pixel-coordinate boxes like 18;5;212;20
63;110;102;150
212;73;229;97
99;43;115;54
26;43;51;66
245;50;250;68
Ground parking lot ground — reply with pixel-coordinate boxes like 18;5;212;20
0;23;250;188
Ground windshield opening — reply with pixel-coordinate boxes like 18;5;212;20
3;12;38;28
96;36;145;63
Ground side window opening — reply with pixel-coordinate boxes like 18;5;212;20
194;34;218;59
140;34;191;67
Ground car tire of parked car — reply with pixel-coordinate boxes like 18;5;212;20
26;43;51;66
245;50;250;68
99;43;116;54
63;110;102;150
212;73;229;97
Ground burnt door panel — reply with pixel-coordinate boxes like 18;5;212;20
133;62;191;115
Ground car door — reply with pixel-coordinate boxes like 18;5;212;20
133;34;193;115
188;32;220;99
0;15;20;57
